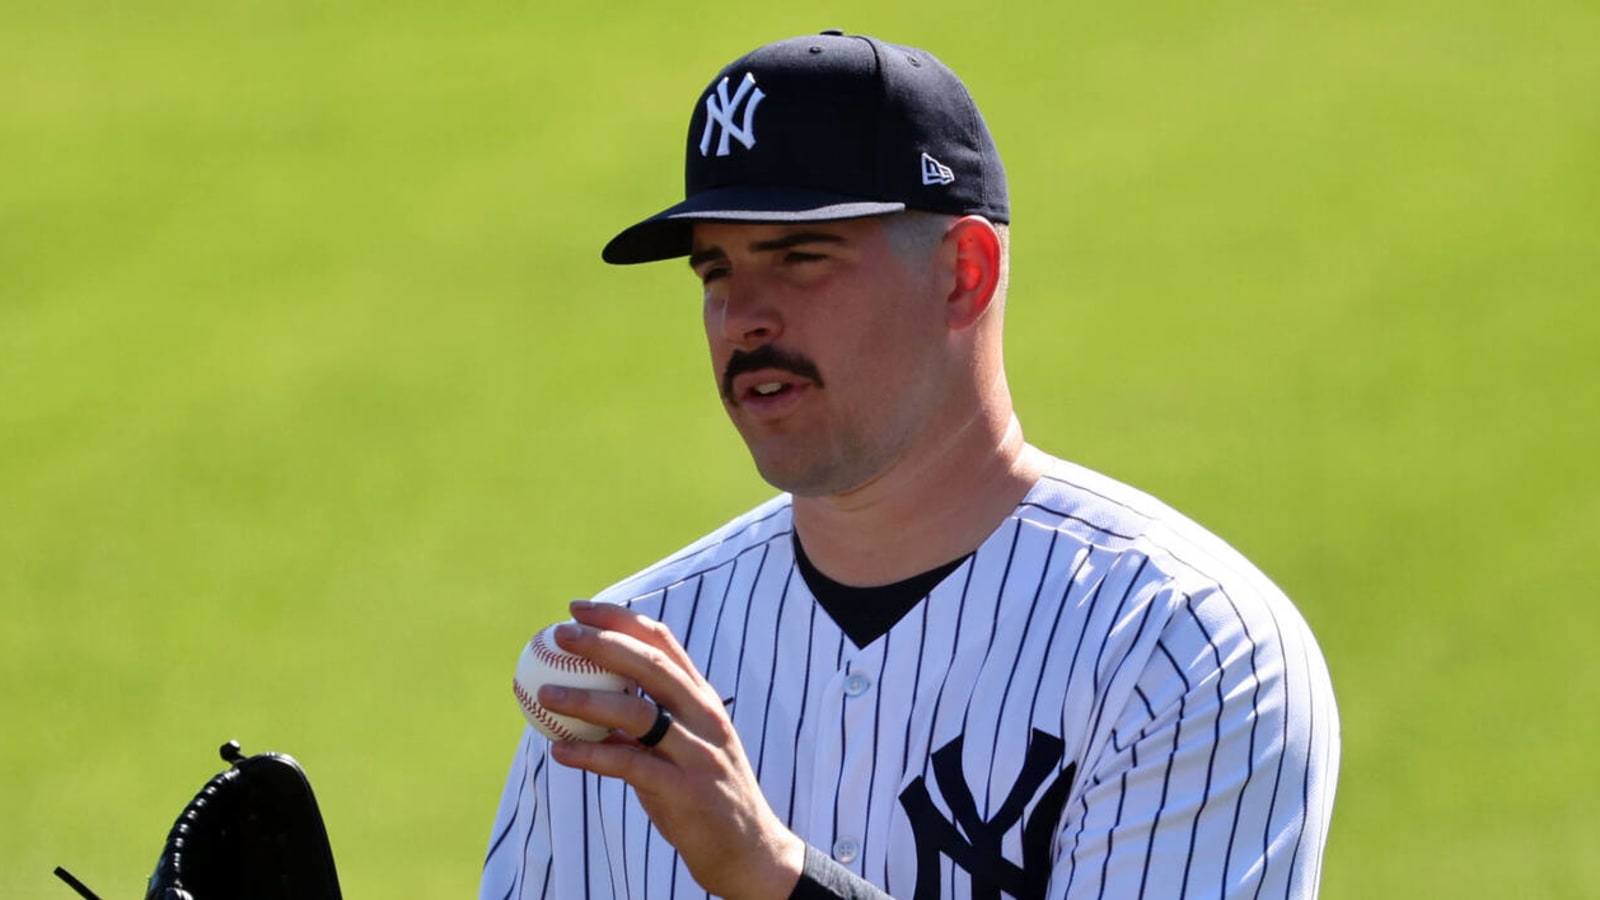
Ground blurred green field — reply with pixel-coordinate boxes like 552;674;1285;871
2;1;1596;897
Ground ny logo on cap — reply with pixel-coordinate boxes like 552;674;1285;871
700;73;766;158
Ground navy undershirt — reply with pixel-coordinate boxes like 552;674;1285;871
791;533;972;648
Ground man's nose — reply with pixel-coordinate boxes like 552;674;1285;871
714;277;782;350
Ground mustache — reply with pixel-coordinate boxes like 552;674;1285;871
721;344;825;402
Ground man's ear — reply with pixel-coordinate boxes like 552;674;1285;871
944;216;1003;331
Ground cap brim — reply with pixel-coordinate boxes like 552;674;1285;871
601;186;906;265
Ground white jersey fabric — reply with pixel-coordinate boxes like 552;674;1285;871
481;455;1339;899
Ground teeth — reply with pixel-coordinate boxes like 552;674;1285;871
754;382;784;396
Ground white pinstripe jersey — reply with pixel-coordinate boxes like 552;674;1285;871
481;455;1339;899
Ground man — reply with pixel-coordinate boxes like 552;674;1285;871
481;31;1338;900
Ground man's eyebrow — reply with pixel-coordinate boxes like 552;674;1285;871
749;232;847;253
688;231;846;270
688;246;727;270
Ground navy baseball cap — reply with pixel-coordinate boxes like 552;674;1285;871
601;31;1009;265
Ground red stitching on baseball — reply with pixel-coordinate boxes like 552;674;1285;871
529;625;610;676
513;678;583;742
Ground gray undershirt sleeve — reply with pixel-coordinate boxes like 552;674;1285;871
787;845;896;900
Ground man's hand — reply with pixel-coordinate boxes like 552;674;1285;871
539;600;807;900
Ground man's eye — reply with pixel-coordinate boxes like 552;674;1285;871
785;252;826;264
699;267;730;284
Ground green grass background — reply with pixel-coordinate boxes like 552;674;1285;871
3;0;1595;896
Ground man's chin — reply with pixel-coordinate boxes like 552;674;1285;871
748;447;839;498
748;443;882;500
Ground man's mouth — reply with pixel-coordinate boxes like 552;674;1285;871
733;376;815;417
722;345;824;404
731;372;810;407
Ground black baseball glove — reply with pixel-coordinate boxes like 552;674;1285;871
55;740;343;900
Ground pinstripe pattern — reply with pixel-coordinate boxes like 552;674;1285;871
479;455;1339;899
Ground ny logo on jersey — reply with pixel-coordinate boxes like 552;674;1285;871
699;72;765;157
899;729;1075;900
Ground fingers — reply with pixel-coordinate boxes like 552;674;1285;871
536;604;799;897
551;610;715;727
569;600;702;684
635;701;675;748
539;604;712;753
538;682;702;789
537;683;678;750
548;731;677;783
542;602;738;760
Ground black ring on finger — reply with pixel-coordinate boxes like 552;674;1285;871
636;703;673;748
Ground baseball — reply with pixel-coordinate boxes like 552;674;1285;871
513;622;635;742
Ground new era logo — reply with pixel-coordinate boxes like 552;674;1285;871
700;73;765;158
920;152;954;185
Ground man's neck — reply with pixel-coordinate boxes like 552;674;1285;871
790;415;1047;587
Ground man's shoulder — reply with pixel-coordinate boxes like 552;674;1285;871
1021;454;1284;602
1023;454;1333;691
589;494;794;606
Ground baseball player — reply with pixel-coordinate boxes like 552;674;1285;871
481;31;1339;899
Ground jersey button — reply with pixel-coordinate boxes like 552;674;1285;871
832;837;860;864
843;672;872;697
